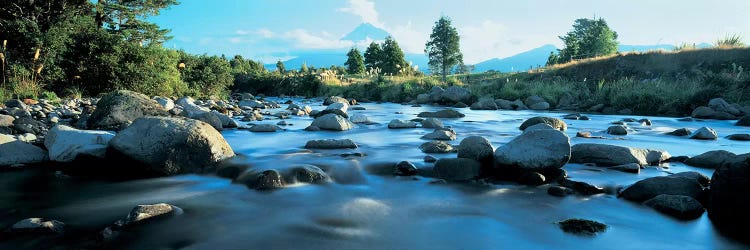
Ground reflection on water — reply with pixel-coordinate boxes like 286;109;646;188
1;98;748;249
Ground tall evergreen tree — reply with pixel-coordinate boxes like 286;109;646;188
96;0;179;45
276;60;285;74
547;18;618;65
380;36;407;75
364;42;383;71
344;47;365;74
300;62;308;73
425;16;463;82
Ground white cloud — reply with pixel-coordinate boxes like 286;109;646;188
256;28;275;38
459;20;547;63
229;37;242;44
337;0;384;27
283;29;354;49
390;21;428;54
235;30;250;35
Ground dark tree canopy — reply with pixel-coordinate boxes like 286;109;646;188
547;18;619;65
344;47;365;74
380;36;407;75
275;60;285;74
364;41;383;71
425;16;463;82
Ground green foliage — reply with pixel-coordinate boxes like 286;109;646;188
276;60;286;74
364;42;383;71
96;0;179;45
547;18;619;65
41;90;60;102
114;43;183;96
380;36;408;75
715;34;745;48
345;47;365;74
178;51;233;98
300;62;308;74
425;16;463;82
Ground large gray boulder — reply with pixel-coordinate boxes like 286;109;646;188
421;118;444;128
8;218;65;234
421;129;456;140
417;110;465;118
524;95;546;107
310;114;355;131
737;116;750;126
570;143;670;166
644;194;705;220
684;150;737;169
304;139;358;149
495;129;570;172
709;156;750;235
708;98;741;116
519;116;567;131
109;117;235;175
0;114;14;127
440;86;472;104
191;111;223;131
153;96;175;111
0;134;48;166
326;102;349;113
619;176;704;202
606;125;628;135
689;127;718;140
44;125;115;162
434;158;481;181
323;96;349;105
88;90;168;130
176;97;211;117
388;119;417;129
457;136;494;164
470;97;498;110
419;141;454;153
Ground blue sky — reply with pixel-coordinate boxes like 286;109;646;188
151;0;750;64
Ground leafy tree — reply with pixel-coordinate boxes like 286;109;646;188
344;47;365;74
275;60;285;74
96;0;179;45
453;63;474;74
178;52;233;97
380;36;407;75
364;41;382;71
547;18;618;65
425;16;463;82
300;62;308;74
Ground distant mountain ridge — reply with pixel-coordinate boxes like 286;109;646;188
341;23;391;41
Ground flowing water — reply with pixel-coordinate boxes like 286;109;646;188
1;98;749;249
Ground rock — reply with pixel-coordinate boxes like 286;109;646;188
238;99;263;109
417;110;465;118
529;102;550;110
304;126;321;131
427;86;445;103
289;165;329;184
0;134;48;166
440;86;472;104
519;116;567;131
494;129;570;172
424;155;437;163
667;128;691;136
559;178;605;195
88;90;168;130
548;186;575;197
619;176;703;202
419;141;454;153
606;125;628;135
191;111;223;131
326;102;349;113
685;150;736;169
349;114;372;124
524;95;546;107
709;156;750;233
525;123;555;131
12;117;45;135
153;96;175;111
323;96;349;105
671;171;711;186
394;161;418;176
388;119;417;129
109;117;235;175
119;203;183;226
588;104;605;112
311;114;355;131
644;194;705;220
248;124;282;132
304;139;358;149
7;218;65;234
4;99;28;110
608;163;641;173
457;136;494;165
44;125;115;162
618;108;633;115
519;172;546;185
245;169;285;190
16;133;36;143
727;134;750;141
708;98;741;116
639;119;652;126
421;129;457;141
416;94;431;104
737;116;750;126
570;143;670;166
692;106;735;120
557;93;576;109
212;111;238;128
557;219;607;236
469;97;498;110
312;109;349;119
689;127;718;140
562;114;580;120
0;114;14;127
421;118;444;128
433;158;481;181
453;102;468;108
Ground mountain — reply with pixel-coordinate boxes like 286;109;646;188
473;44;558;73
341;23;391;41
264;49;429;73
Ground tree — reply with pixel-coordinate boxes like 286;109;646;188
276;60;285;74
380;36;407;75
344;47;365;74
300;62;308;74
364;41;382;71
425;16;463;82
454;63;474;74
178;52;233;97
96;0;179;45
547;18;618;65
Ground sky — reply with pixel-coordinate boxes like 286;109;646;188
150;0;750;64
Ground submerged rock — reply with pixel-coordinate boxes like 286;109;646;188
417;110;465;118
570;143;670;166
394;161;418;176
689;127;718;140
433;158;481;181
644;194;705;220
289;165;330;184
548;186;576;197
249;124;282;132
727;134;750;141
421;129;457;140
737;116;750;127
519;116;567;131
419;141;454;153
420;118;444;128
666;128;691;136
7;218;65;234
245;169;286;190
557;219;607;236
684;150;736;169
119;203;183;226
388;119;417;129
709;156;750;236
606;125;628;135
619;176;704;202
559;178;605;195
304;139;358;149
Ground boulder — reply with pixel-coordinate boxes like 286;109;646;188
671;171;711;186
685;150;736;169
494;129;570;172
570;143;670;166
559;178;605;195
609;163;641;174
619;176;704;202
323;96;349;105
118;203;183;227
245;169;285;190
416;94;431;104
7;218;65;234
606;125;628;135
524;95;546;107
548;186;576;197
288;165;329;184
44;125;115;162
108;117;235;175
153;96;175;111
394;161;418;176
249;124;282;132
238;99;263;109
529;102;550;110
519;172;546;186
326;102;349;113
211;111;238;128
0;134;48;166
421;129;456;141
557;219;607;236
428;86;445;102
433;158;481;181
0;114;14;127
421;118;444;128
495;99;514;110
556;92;576;109
304;139;358;149
727;134;750;141
510;99;528;110
457;136;494;164
349;114;372;124
88;90;167;130
191;112;223;131
311;114;355;131
440;86;472;104
667;128;691;136
525;123;555;131
388;119;417;129
737;116;750;126
417;109;465;118
469;97;498;110
644;194;705;220
12;117;46;135
312;109;349;119
708;98;741;116
4;99;28;110
419;141;454;153
519;116;567;131
689;127;718;140
709;156;750;233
